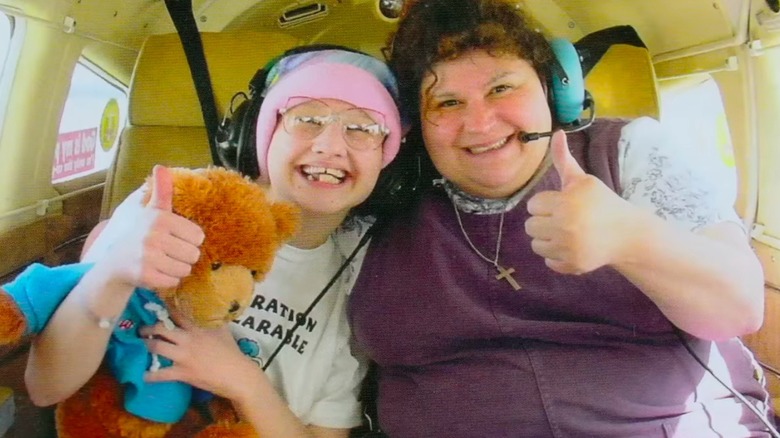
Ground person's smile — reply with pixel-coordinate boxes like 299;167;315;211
299;164;348;185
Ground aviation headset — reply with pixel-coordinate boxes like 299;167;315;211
215;43;420;218
391;35;598;195
505;36;596;148
215;44;379;181
547;37;594;128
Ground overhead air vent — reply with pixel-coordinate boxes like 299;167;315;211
278;3;329;28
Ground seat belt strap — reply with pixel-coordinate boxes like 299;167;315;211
163;0;221;166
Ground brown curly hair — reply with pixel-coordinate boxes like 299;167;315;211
389;0;555;122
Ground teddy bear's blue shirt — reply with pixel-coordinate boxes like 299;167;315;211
4;262;197;424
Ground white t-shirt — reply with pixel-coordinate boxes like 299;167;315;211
617;117;742;232
230;225;369;429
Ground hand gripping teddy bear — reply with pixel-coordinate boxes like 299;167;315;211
0;165;299;437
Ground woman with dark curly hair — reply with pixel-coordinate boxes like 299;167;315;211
348;0;774;436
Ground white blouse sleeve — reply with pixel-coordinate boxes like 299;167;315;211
617;117;744;232
81;185;147;262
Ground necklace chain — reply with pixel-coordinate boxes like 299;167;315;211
453;203;504;268
447;152;554;291
453;203;521;290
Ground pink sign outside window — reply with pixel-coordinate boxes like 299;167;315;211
52;128;97;181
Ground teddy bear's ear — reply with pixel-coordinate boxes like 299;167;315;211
270;202;300;242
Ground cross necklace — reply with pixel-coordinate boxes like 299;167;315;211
453;203;521;291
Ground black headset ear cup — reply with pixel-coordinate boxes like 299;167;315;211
215;125;237;171
216;70;267;180
234;95;263;180
351;125;429;219
215;95;262;180
216;93;245;173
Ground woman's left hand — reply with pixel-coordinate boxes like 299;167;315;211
525;131;637;274
141;319;260;402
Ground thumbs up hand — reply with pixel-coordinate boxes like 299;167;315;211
147;164;175;211
525;131;633;274
551;129;587;188
97;165;205;290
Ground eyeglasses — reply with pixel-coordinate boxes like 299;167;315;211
278;97;390;151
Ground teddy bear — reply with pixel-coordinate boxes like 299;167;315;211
0;165;299;437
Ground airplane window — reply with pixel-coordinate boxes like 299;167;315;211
0;13;17;137
0;13;12;71
52;62;127;183
660;77;738;203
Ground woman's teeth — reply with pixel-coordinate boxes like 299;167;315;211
469;137;508;154
302;166;346;184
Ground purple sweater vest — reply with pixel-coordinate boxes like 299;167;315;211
348;119;771;437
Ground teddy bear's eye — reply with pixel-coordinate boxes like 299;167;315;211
251;270;258;277
211;262;222;271
229;301;240;313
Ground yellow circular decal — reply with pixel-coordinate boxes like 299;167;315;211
100;99;120;151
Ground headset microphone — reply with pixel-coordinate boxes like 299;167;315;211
519;91;597;144
519;131;553;143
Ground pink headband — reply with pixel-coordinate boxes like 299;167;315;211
255;63;402;179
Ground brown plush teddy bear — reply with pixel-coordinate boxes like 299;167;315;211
0;165;299;437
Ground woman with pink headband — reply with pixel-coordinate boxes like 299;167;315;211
25;46;407;437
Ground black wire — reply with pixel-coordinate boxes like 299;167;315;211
675;329;780;437
759;360;780;380
262;221;379;371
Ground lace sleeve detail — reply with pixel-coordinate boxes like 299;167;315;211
617;117;743;232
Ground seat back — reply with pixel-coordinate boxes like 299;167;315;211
584;44;660;120
101;31;301;217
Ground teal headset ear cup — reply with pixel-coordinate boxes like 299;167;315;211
549;38;585;125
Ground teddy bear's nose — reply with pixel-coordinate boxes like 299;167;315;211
229;301;240;313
